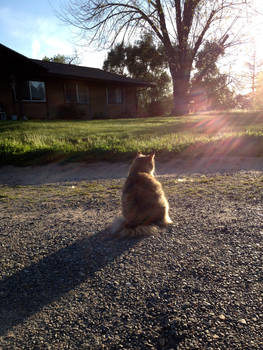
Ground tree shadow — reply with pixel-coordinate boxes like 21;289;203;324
0;229;137;336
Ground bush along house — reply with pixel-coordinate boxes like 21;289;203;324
0;43;153;120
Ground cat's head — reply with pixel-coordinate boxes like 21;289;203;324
129;152;155;175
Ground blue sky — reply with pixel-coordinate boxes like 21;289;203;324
0;0;106;68
1;0;263;78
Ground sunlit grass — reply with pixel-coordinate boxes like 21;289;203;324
1;110;263;165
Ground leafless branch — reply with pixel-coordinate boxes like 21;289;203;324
57;0;254;113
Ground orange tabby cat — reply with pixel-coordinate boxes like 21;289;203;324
110;152;172;238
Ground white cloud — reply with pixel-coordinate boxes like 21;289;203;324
80;49;107;69
29;17;74;59
0;7;82;60
0;5;105;68
0;7;106;68
32;39;41;58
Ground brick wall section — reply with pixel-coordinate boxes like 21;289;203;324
0;77;138;120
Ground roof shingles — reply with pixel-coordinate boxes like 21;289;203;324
32;59;153;87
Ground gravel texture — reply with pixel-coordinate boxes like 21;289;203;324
1;156;263;185
0;169;262;349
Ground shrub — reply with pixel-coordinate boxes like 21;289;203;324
56;104;87;120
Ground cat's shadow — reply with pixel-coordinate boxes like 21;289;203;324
0;229;138;336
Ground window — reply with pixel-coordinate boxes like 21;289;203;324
65;83;77;103
64;83;89;104
21;81;46;101
77;84;89;104
107;87;124;104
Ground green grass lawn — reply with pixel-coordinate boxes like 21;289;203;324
1;110;263;166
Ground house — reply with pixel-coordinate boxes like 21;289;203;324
0;43;153;120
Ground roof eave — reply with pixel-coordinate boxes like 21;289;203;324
43;71;154;87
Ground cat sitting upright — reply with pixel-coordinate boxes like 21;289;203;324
110;152;172;238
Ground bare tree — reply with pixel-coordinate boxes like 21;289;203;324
59;0;251;115
245;42;263;94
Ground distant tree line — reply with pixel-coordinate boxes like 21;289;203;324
42;50;80;65
103;33;236;116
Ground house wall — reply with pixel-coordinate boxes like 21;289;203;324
18;101;48;119
124;87;137;117
89;84;107;118
0;76;138;120
0;75;49;120
46;78;66;119
84;84;137;119
0;78;15;116
44;78;89;120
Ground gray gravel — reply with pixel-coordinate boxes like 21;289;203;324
1;156;263;186
0;171;262;349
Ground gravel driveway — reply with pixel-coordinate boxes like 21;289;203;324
0;165;262;349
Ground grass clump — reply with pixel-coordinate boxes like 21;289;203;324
1;111;263;166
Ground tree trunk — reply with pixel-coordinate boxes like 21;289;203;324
170;69;191;116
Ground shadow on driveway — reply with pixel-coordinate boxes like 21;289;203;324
0;229;137;336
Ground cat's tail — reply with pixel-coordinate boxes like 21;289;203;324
109;216;158;238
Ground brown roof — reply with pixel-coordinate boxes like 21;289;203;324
0;43;153;87
31;59;154;87
0;44;46;74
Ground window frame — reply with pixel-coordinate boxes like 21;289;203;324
64;82;89;104
20;80;46;102
77;83;90;104
107;86;124;105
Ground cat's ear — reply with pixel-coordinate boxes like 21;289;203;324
149;152;155;160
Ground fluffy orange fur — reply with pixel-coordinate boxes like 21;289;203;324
110;152;172;238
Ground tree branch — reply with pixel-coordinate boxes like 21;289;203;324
192;9;216;59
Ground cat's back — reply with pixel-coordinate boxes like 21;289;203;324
119;152;172;229
123;171;162;194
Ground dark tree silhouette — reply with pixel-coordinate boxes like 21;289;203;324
191;40;235;110
59;0;251;114
103;33;171;115
42;51;80;65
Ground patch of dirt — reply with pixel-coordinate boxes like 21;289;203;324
1;156;263;185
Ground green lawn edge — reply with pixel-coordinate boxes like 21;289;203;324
1;111;263;166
